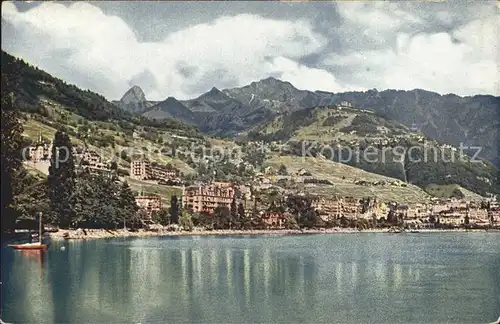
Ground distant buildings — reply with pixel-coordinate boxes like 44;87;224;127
338;101;353;109
25;137;112;176
307;195;496;228
261;212;284;228
130;159;180;182
28;143;51;162
25;134;51;163
182;183;235;214
73;148;111;176
135;195;162;218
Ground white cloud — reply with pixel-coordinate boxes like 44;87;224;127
2;1;498;100
337;2;421;31
2;1;343;100
326;3;500;96
268;56;355;93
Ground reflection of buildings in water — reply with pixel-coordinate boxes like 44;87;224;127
243;249;250;308
210;249;217;279
374;261;385;284
191;249;202;283
351;262;358;286
226;249;233;292
128;245;165;322
394;263;403;289
262;249;271;298
217;251;227;294
336;262;343;290
180;249;189;307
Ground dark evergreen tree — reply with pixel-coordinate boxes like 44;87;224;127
1;74;24;231
230;197;237;229
170;195;180;224
213;206;231;229
387;208;397;225
48;131;76;228
278;164;288;175
237;202;245;229
119;181;139;228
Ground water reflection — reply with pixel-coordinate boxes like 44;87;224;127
2;249;53;323
1;234;499;323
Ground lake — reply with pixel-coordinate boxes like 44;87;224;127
1;233;499;323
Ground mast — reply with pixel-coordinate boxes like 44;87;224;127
39;212;42;245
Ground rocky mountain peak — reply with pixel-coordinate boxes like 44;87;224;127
120;85;146;104
198;87;229;101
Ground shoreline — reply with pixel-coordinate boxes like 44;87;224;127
46;227;492;241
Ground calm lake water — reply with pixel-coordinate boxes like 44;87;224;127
1;233;499;323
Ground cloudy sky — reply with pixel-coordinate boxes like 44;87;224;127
2;1;499;100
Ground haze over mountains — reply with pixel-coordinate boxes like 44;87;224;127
114;78;500;166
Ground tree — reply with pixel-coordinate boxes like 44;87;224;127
286;195;321;228
179;210;194;231
47;131;76;228
119;181;139;228
387;208;397;226
237;202;245;229
1;74;24;231
230;197;237;229
213;206;231;229
371;214;378;228
429;214;436;225
12;179;50;220
283;212;299;230
169;194;180;224
278;164;288;175
72;173;123;229
110;161;118;172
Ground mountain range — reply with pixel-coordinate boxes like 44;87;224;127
2;49;498;199
114;78;500;167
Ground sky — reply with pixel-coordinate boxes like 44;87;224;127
2;1;499;100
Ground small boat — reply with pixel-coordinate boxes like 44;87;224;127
8;242;48;250
9;212;48;250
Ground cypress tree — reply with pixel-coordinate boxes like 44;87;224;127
48;131;76;228
237;202;245;229
170;194;180;224
0;74;24;231
230;197;237;229
119;181;138;228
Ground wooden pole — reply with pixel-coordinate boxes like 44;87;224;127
39;212;42;245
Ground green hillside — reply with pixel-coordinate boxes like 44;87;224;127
265;155;431;204
245;105;499;198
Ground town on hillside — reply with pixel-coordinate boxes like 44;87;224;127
21;133;500;232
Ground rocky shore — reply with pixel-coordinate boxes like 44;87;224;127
47;227;477;241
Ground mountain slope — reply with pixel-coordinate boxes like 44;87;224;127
265;155;431;204
223;80;499;167
182;87;246;113
113;75;498;170
143;97;197;125
246;104;500;197
327;89;500;166
2;51;130;122
223;77;323;113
